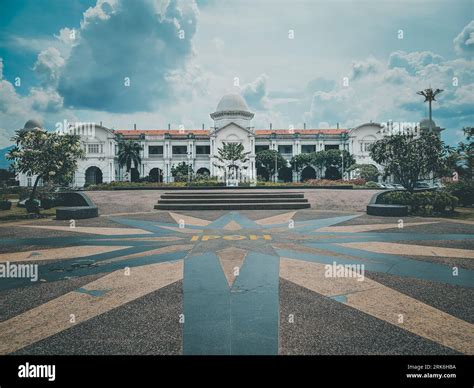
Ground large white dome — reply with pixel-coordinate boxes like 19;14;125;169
215;93;249;112
23;119;43;130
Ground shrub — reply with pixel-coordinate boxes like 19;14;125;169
365;181;380;188
0;200;12;211
412;191;458;214
347;178;367;186
379;190;458;214
85;181;194;190
25;199;40;214
446;181;474;207
431;191;458;212
186;180;224;187
304;179;352;186
379;191;412;205
40;197;55;210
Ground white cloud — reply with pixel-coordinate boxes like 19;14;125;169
33;47;65;87
351;56;383;80
29;87;64;113
241;74;269;111
388;51;444;75
0;54;74;147
302;48;474;143
454;20;474;57
0;1;471;149
212;37;224;50
58;0;200;112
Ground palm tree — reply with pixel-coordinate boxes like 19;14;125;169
117;139;143;181
213;142;250;181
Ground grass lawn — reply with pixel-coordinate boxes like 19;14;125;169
0;205;57;222
447;207;474;220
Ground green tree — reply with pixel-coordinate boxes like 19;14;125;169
322;149;355;170
348;164;380;181
171;162;193;182
7;129;84;202
290;153;312;174
370;131;451;192
454;127;473;181
309;150;355;180
214;142;250;179
117;139;142;181
256;149;287;181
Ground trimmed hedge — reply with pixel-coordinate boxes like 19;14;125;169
446;181;474;207
379;191;412;205
25;199;41;214
0;200;12;210
378;190;458;215
364;181;380;188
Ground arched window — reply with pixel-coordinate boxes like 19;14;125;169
301;166;316;182
196;167;210;176
85;166;103;185
148;168;163;183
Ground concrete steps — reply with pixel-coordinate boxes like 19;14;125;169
159;198;308;204
159;192;305;199
154;191;310;210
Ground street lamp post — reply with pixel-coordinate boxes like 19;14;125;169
340;133;348;180
274;153;278;183
341;150;344;180
416;87;443;131
187;151;192;184
416;87;443;185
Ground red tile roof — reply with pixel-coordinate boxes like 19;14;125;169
116;130;211;136
115;128;347;136
255;129;347;135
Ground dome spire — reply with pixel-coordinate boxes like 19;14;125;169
210;94;254;130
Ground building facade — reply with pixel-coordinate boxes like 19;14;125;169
17;94;441;187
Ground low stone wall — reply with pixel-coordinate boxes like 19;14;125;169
367;204;408;217
367;190;408;217
56;192;94;207
55;192;98;220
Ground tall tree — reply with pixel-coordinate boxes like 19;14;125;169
370;131;451;192
308;150;355;180
347;164;380;181
117;139;142;181
290;153;312;174
454;127;473;181
214;142;250;179
171;162;193;182
256;149;287;181
7;129;84;202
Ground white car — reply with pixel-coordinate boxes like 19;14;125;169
414;182;431;189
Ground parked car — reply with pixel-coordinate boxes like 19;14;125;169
392;184;405;190
384;183;395;189
414;182;431;189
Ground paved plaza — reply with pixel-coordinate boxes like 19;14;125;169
0;193;473;355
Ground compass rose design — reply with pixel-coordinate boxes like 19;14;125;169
0;211;473;355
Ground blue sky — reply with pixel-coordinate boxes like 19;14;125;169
0;0;472;148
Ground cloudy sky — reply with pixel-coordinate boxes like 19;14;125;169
0;0;472;148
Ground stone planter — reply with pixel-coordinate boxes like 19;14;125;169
0;200;12;211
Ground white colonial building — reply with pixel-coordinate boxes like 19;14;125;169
17;94;442;187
